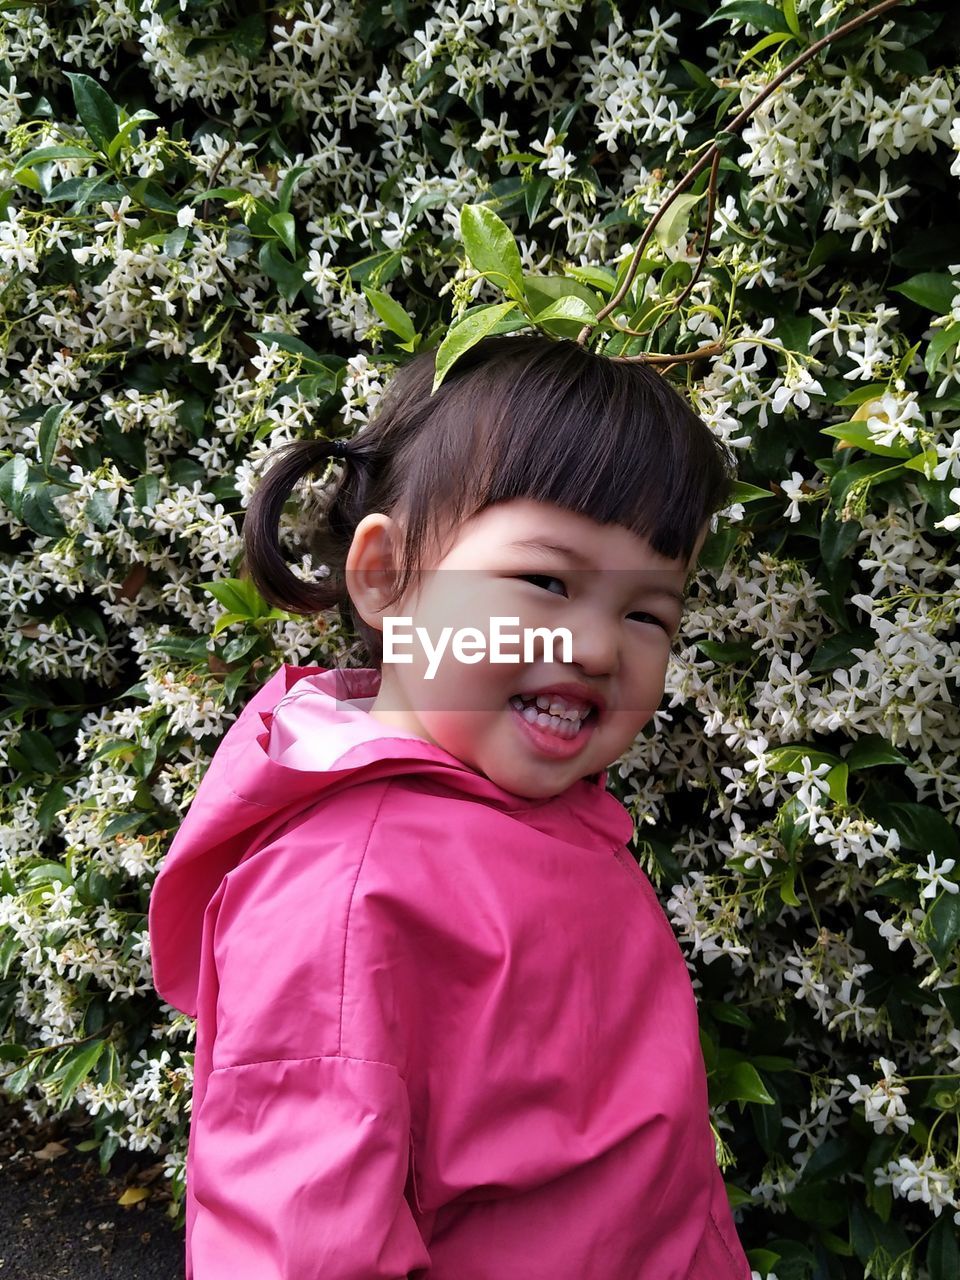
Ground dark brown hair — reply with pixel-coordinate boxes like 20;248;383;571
242;334;737;666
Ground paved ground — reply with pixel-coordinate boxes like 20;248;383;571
0;1092;185;1279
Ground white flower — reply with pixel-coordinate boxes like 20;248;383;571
93;196;140;234
779;471;808;523
176;205;197;228
874;1154;957;1217
771;366;824;415
844;1058;913;1134
934;486;960;532
861;390;924;448
531;126;576;180
916;851;959;901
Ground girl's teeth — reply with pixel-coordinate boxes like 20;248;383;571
509;695;589;738
533;694;585;721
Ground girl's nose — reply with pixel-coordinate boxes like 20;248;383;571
560;608;620;677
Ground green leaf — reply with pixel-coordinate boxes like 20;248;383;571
707;1000;753;1029
86;488;119;531
233;11;267;59
902;448;938;478
221;633;260;664
783;0;801;37
829;457;904;507
524;175;553;225
15;145;94;169
747;1248;783;1275
251;333;337;379
701;2;786;34
818;509;859;575
44;175;119;208
38;404;67;469
211;611;253;637
65;72;119;155
766;744;842;774
819;421;911;459
779;867;801;907
53;1039;106;1105
24;860;71;888
460;203;525;302
532;295;597;324
21;484;67;538
13;165;41;192
867;800;959;858
0;455;29;516
105;108;159;161
276;164;309;214
4;1061;39;1096
363;287;416;342
133;473;160;511
36;781;70;834
101;813;145;840
925;320;960;378
890;272;955;314
199;577;271;620
729;480;772;504
737;31;796;64
797;1137;853;1187
259;240;306;303
1;936;23;983
653;192;704;249
751;1055;796;1073
713;1061;776;1107
927;1213;960;1280
15;730;61;775
824;763;848;805
564;265;617;294
432;302;520;392
850;1200;911;1267
679;58;715;91
695;639;756;663
268;211;297;257
835;382;890;407
929;893;960;963
163;225;189;258
843;735;910;770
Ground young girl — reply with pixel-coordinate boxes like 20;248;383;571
148;334;752;1279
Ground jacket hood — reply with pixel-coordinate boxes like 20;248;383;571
148;664;635;1018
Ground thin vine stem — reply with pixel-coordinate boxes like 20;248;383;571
576;0;907;356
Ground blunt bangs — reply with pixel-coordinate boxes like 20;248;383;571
393;336;735;588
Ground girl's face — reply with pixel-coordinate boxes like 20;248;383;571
346;498;707;800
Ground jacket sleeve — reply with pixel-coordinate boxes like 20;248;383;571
188;1052;431;1279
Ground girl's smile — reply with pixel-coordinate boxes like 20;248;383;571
345;497;706;800
508;690;600;759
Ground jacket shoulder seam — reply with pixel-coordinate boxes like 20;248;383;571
337;777;395;1057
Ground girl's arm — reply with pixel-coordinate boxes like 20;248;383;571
180;810;433;1279
188;1051;430;1278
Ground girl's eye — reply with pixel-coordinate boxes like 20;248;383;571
628;611;669;632
518;574;567;596
519;577;669;631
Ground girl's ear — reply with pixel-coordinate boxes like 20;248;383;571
344;513;404;633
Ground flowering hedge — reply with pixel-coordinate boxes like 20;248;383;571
1;1;959;1276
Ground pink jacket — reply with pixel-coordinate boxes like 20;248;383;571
148;664;752;1279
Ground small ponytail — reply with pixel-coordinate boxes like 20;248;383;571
242;438;366;617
